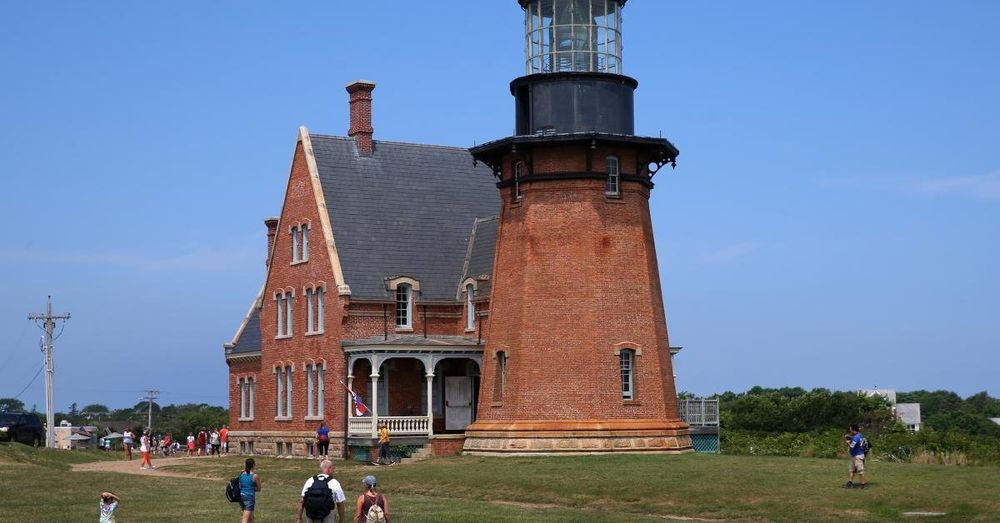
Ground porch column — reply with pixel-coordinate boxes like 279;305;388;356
369;373;380;439
425;372;435;437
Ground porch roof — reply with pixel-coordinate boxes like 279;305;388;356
342;335;482;350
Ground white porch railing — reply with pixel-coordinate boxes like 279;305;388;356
347;416;431;438
348;417;374;436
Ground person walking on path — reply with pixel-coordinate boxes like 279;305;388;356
296;459;346;523
239;458;262;523
99;491;120;523
139;429;154;470
220;425;229;453
210;428;221;456
375;423;391;465
186;433;196;456
121;430;133;461
316;422;330;460
197;428;208;456
354;475;390;523
844;423;868;489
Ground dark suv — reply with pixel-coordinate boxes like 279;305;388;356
0;412;43;446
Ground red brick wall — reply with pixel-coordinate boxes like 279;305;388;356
250;141;348;434
228;358;262;429
431;437;466;456
476;142;680;422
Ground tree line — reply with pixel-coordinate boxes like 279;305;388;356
694;386;1000;437
0;397;228;438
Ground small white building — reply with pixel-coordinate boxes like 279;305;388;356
860;388;921;432
895;403;921;432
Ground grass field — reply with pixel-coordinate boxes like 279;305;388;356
1;442;997;522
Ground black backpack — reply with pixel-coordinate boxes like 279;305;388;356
226;475;242;503
303;475;335;519
860;436;871;455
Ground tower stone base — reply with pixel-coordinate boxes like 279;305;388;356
463;420;692;456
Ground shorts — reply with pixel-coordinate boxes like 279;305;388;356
849;455;865;474
240;493;255;512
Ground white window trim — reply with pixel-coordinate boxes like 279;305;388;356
306;288;314;334
304;286;326;336
276;367;284;418
302;224;309;262
620;349;635;400
275;293;285;339
395;284;413;330
305;363;324;420
465;284;476;332
316;287;325;333
605;156;620;196
238;378;247;420
285;365;293;418
306;364;314;417
248;378;255;419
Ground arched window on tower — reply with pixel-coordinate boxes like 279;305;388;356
494;351;508;401
395;283;412;329
605;156;620;196
513;161;523;201
620;349;635;400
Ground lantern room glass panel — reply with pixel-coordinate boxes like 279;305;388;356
523;0;622;74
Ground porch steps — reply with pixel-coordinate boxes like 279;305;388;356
399;445;433;464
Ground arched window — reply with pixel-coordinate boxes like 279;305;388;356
466;284;476;331
513;161;523;200
605;156;620;196
620;349;635;400
395;283;412;328
495;351;508;401
275;291;293;337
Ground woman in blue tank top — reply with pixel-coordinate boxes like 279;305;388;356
239;458;261;523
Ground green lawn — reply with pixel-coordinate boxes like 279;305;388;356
1;442;996;521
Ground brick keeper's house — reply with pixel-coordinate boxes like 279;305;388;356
225;0;691;459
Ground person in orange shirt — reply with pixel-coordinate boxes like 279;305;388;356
220;425;229;454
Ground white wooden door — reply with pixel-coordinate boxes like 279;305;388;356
445;376;473;430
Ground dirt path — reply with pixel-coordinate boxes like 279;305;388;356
72;456;221;479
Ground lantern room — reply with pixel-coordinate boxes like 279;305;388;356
521;0;625;74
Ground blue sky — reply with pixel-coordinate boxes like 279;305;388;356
1;1;997;410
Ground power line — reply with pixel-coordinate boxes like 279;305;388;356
11;364;45;400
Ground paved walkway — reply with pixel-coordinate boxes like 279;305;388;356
72;456;221;479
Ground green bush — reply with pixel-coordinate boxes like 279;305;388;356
721;429;1000;465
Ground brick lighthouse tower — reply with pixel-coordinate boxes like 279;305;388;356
463;0;692;455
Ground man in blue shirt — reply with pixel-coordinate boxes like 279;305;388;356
844;424;867;489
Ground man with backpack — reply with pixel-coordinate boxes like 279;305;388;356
297;459;346;523
844;423;869;489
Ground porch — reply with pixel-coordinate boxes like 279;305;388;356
344;336;483;441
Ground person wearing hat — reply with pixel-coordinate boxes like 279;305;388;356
354;475;389;523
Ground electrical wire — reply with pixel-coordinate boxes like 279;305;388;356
12;364;45;400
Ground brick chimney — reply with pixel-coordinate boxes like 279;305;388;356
346;80;376;156
264;217;279;267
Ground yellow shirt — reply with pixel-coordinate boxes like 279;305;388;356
378;427;389;444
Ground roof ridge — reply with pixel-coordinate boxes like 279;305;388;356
309;133;473;152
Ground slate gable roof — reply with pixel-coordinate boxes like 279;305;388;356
462;216;498;298
227;308;261;355
311;135;500;301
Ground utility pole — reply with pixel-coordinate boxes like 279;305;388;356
140;389;159;430
27;296;71;449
